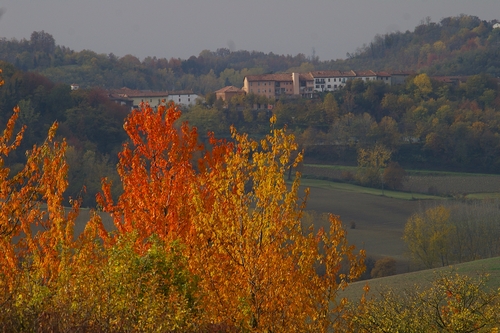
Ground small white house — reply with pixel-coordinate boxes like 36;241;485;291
166;90;198;106
493;23;500;29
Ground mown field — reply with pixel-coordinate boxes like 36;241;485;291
303;164;500;198
299;165;500;274
299;180;435;274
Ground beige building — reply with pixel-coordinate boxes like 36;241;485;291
243;73;316;99
242;69;412;99
109;88;170;109
215;86;245;102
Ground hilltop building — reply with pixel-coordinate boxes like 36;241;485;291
108;87;199;109
242;70;411;99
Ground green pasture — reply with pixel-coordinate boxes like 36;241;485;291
341;256;500;302
297;178;442;200
304;163;500;177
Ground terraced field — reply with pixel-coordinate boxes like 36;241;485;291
303;164;500;197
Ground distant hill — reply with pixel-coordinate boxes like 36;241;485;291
324;15;500;77
0;15;499;93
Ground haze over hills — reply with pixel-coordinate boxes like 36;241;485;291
0;15;499;93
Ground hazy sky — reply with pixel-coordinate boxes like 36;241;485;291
0;0;498;61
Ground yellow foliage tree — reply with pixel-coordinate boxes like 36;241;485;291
189;115;365;331
98;103;366;331
403;205;454;268
413;73;433;99
356;143;391;190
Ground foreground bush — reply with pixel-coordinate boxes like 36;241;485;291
350;273;500;332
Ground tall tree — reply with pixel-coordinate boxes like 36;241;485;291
98;103;366;331
403;205;454;268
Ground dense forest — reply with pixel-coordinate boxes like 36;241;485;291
0;14;500;206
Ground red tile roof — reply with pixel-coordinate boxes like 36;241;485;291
354;70;377;77
310;70;357;78
215;86;244;93
110;87;169;98
245;73;293;82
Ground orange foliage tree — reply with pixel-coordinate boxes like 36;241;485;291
98;101;366;331
0;71;365;330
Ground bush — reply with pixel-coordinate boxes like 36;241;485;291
383;162;407;190
371;257;397;278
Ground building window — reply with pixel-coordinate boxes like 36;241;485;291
327;85;331;88
250;82;253;86
315;85;319;88
258;82;260;86
179;99;181;102
334;85;337;88
188;98;190;102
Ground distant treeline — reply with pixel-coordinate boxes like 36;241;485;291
0;14;499;94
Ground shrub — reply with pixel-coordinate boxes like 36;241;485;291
371;257;397;278
383;162;407;190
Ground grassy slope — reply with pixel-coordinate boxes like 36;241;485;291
303;164;500;197
341;256;500;302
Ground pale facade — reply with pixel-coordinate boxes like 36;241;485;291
166;90;198;106
310;70;357;92
109;88;169;109
109;88;198;109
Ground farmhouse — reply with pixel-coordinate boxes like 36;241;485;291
243;70;409;98
108;88;170;109
168;90;198;106
108;88;199;109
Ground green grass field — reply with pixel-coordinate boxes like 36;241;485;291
341;256;500;302
303;164;500;197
